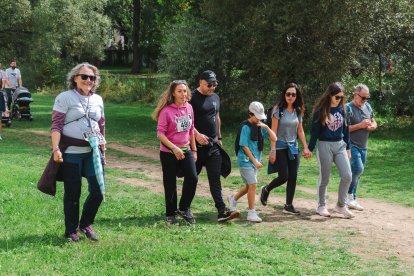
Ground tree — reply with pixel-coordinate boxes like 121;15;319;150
160;0;414;116
131;0;141;73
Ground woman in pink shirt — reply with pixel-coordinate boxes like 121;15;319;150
152;80;198;225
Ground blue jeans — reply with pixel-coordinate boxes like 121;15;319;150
348;145;367;199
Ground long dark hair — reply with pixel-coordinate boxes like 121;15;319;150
277;83;305;116
313;82;346;125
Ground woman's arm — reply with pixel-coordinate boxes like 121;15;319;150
158;134;185;160
298;122;312;158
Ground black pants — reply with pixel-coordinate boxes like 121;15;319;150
267;149;299;205
5;88;14;111
196;144;225;211
62;152;103;234
160;150;198;216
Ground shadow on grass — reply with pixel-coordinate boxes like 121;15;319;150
0;233;68;251
98;210;221;227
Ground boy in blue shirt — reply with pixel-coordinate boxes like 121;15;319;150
228;102;276;222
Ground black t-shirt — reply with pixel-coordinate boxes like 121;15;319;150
190;89;220;139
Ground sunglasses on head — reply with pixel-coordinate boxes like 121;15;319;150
286;92;296;97
334;95;344;100
357;93;370;101
78;74;96;81
173;80;186;84
207;82;218;88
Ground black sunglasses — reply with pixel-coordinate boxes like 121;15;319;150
173;80;187;84
78;74;96;81
285;92;296;97
334;95;344;100
207;82;218;88
357;93;370;101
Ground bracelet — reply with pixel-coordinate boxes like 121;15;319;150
52;146;60;153
218;137;222;140
191;149;197;152
270;149;276;153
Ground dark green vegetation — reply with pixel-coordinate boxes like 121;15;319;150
0;95;413;274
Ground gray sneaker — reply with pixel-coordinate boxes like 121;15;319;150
177;209;196;224
79;225;98;241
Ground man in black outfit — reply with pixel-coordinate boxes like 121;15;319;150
190;70;240;222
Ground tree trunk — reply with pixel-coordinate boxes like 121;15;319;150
378;53;382;93
131;0;141;74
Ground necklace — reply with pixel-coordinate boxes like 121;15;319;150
73;89;90;119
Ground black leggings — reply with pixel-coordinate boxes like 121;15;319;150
160;150;198;216
267;149;299;205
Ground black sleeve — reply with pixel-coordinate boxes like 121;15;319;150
308;111;321;152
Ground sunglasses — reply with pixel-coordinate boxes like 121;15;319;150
78;74;96;81
334;95;344;100
285;92;296;97
357;93;370;101
173;80;187;84
207;82;218;88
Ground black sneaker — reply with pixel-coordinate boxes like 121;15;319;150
79;225;99;241
282;204;300;215
260;186;269;206
217;208;240;222
177;209;196;224
165;215;179;226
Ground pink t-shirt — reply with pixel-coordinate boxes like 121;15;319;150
157;102;194;152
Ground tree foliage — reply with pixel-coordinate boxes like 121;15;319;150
160;0;414;116
0;0;111;87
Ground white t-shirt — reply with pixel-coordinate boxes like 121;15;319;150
53;89;104;153
5;68;21;88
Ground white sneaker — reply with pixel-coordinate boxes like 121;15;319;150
316;206;331;217
334;205;355;218
346;193;354;204
348;199;364;211
247;209;262;223
227;195;237;212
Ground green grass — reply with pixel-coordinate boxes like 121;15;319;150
1;94;413;274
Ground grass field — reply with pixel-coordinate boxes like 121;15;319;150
0;94;413;274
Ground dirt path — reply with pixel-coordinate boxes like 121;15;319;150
27;130;414;267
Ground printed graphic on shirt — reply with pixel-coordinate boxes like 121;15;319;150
176;114;192;132
327;112;343;131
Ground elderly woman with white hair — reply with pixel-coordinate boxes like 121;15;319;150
50;62;106;242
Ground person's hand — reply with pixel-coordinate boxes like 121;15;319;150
269;151;276;164
256;121;267;128
53;149;63;163
193;151;197;161
172;146;185;160
196;133;209;146
360;119;371;129
218;139;223;146
346;149;351;159
302;148;312;159
253;160;263;169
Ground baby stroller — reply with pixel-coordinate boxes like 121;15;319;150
12;87;33;121
1;90;12;127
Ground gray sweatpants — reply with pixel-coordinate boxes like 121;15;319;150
316;141;352;207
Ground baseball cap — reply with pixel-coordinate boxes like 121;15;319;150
249;101;266;120
199;70;217;82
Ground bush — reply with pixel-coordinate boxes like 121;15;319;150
99;73;169;104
